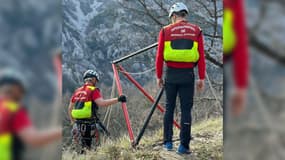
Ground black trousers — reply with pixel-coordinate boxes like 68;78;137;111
163;67;195;150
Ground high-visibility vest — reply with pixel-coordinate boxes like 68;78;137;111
163;21;201;63
0;100;20;160
71;86;98;119
223;8;237;54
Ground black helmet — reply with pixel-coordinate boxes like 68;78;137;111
83;70;100;81
0;69;26;92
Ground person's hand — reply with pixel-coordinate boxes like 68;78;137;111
157;78;164;88
196;79;205;93
231;88;247;116
118;95;127;103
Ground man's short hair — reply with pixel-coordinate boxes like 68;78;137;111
173;10;188;18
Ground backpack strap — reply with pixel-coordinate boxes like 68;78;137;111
87;86;99;119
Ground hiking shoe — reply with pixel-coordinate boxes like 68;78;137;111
177;144;191;154
163;142;173;151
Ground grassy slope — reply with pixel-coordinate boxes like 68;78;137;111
63;118;223;160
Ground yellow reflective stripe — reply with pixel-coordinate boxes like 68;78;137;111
87;86;96;91
2;101;19;112
163;41;199;62
223;8;237;54
71;101;92;119
0;133;12;160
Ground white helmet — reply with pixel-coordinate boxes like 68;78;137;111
83;69;100;81
169;2;189;17
0;68;27;92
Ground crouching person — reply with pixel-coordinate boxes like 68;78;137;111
68;69;126;150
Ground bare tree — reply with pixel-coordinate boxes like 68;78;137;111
249;0;285;65
119;0;223;68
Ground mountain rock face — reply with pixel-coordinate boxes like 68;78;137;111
62;0;223;92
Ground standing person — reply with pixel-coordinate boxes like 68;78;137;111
68;69;127;150
0;69;62;160
223;0;248;116
156;2;206;154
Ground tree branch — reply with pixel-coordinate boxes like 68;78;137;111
205;52;223;68
249;34;285;65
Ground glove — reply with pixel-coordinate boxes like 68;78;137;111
118;95;127;103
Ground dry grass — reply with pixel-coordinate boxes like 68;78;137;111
62;117;223;160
